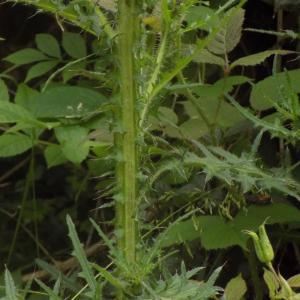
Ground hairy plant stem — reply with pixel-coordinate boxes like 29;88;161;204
116;0;138;276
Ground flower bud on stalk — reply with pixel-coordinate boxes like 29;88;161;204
258;222;274;263
243;222;274;264
243;230;268;263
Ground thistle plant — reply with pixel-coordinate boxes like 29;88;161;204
3;0;300;299
1;0;236;298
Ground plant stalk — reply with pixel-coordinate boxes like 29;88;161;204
245;245;264;300
116;0;138;266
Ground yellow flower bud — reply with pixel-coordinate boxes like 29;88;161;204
142;16;162;32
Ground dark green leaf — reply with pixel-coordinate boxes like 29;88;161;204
62;61;87;83
4;48;47;66
0;134;33;157
44;145;67;168
180;118;209;139
24;86;106;119
193;49;226;66
0;101;38;125
160;203;300;250
62;32;87;59
0;79;9;102
36;33;61;59
25;60;59;83
15;84;39;107
55;125;89;164
185;6;219;32
250;69;300;111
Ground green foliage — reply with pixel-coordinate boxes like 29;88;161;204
0;134;33;157
0;79;9;102
184;142;300;198
230;49;294;69
224;274;247;300
66;215;97;293
44;145;67;168
12;0;115;38
251;69;300;111
55;126;90;164
35;34;61;59
23;86;106;118
207;8;245;55
247;223;300;300
62;32;87;59
0;101;38;125
160;203;300;250
4;269;19;300
25;61;59;83
35;278;61;300
1;0;300;299
4;48;48;66
139;264;222;300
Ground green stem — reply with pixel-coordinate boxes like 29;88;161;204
7;158;34;265
245;246;264;300
116;0;138;265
